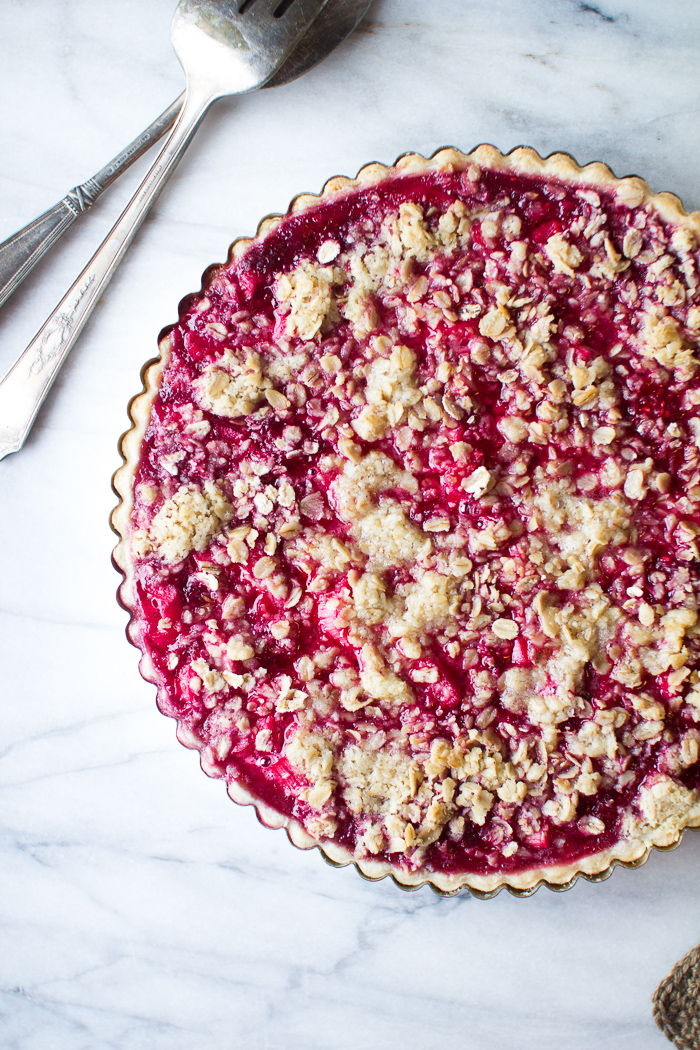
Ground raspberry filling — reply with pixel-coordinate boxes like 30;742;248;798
128;163;700;880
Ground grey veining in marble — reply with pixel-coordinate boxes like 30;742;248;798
1;2;700;1048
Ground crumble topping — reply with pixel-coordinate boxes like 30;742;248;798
275;261;344;340
195;351;272;418
127;161;700;883
133;481;233;562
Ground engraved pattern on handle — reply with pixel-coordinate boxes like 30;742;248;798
29;277;96;377
0;88;211;462
0;276;97;458
63;178;103;215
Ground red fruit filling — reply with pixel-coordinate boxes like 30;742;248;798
127;161;700;881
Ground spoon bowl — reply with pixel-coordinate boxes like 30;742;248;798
267;0;371;86
172;0;328;98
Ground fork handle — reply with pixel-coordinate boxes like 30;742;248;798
0;94;185;312
0;86;213;461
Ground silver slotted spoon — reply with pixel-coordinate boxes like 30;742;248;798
0;1;370;314
0;0;333;462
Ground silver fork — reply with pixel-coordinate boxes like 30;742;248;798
0;0;329;462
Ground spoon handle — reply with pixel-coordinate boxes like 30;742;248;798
0;87;212;461
0;93;185;312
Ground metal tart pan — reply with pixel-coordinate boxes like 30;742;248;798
111;143;700;898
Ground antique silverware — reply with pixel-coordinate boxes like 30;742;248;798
0;0;367;461
0;0;370;316
0;95;184;312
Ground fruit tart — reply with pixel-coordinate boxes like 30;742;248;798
112;145;700;895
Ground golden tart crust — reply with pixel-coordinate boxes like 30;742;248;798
113;145;700;896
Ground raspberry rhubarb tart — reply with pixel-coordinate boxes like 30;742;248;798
112;145;700;895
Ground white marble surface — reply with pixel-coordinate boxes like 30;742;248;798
1;2;700;1047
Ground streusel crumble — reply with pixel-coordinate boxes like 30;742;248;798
113;146;700;894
